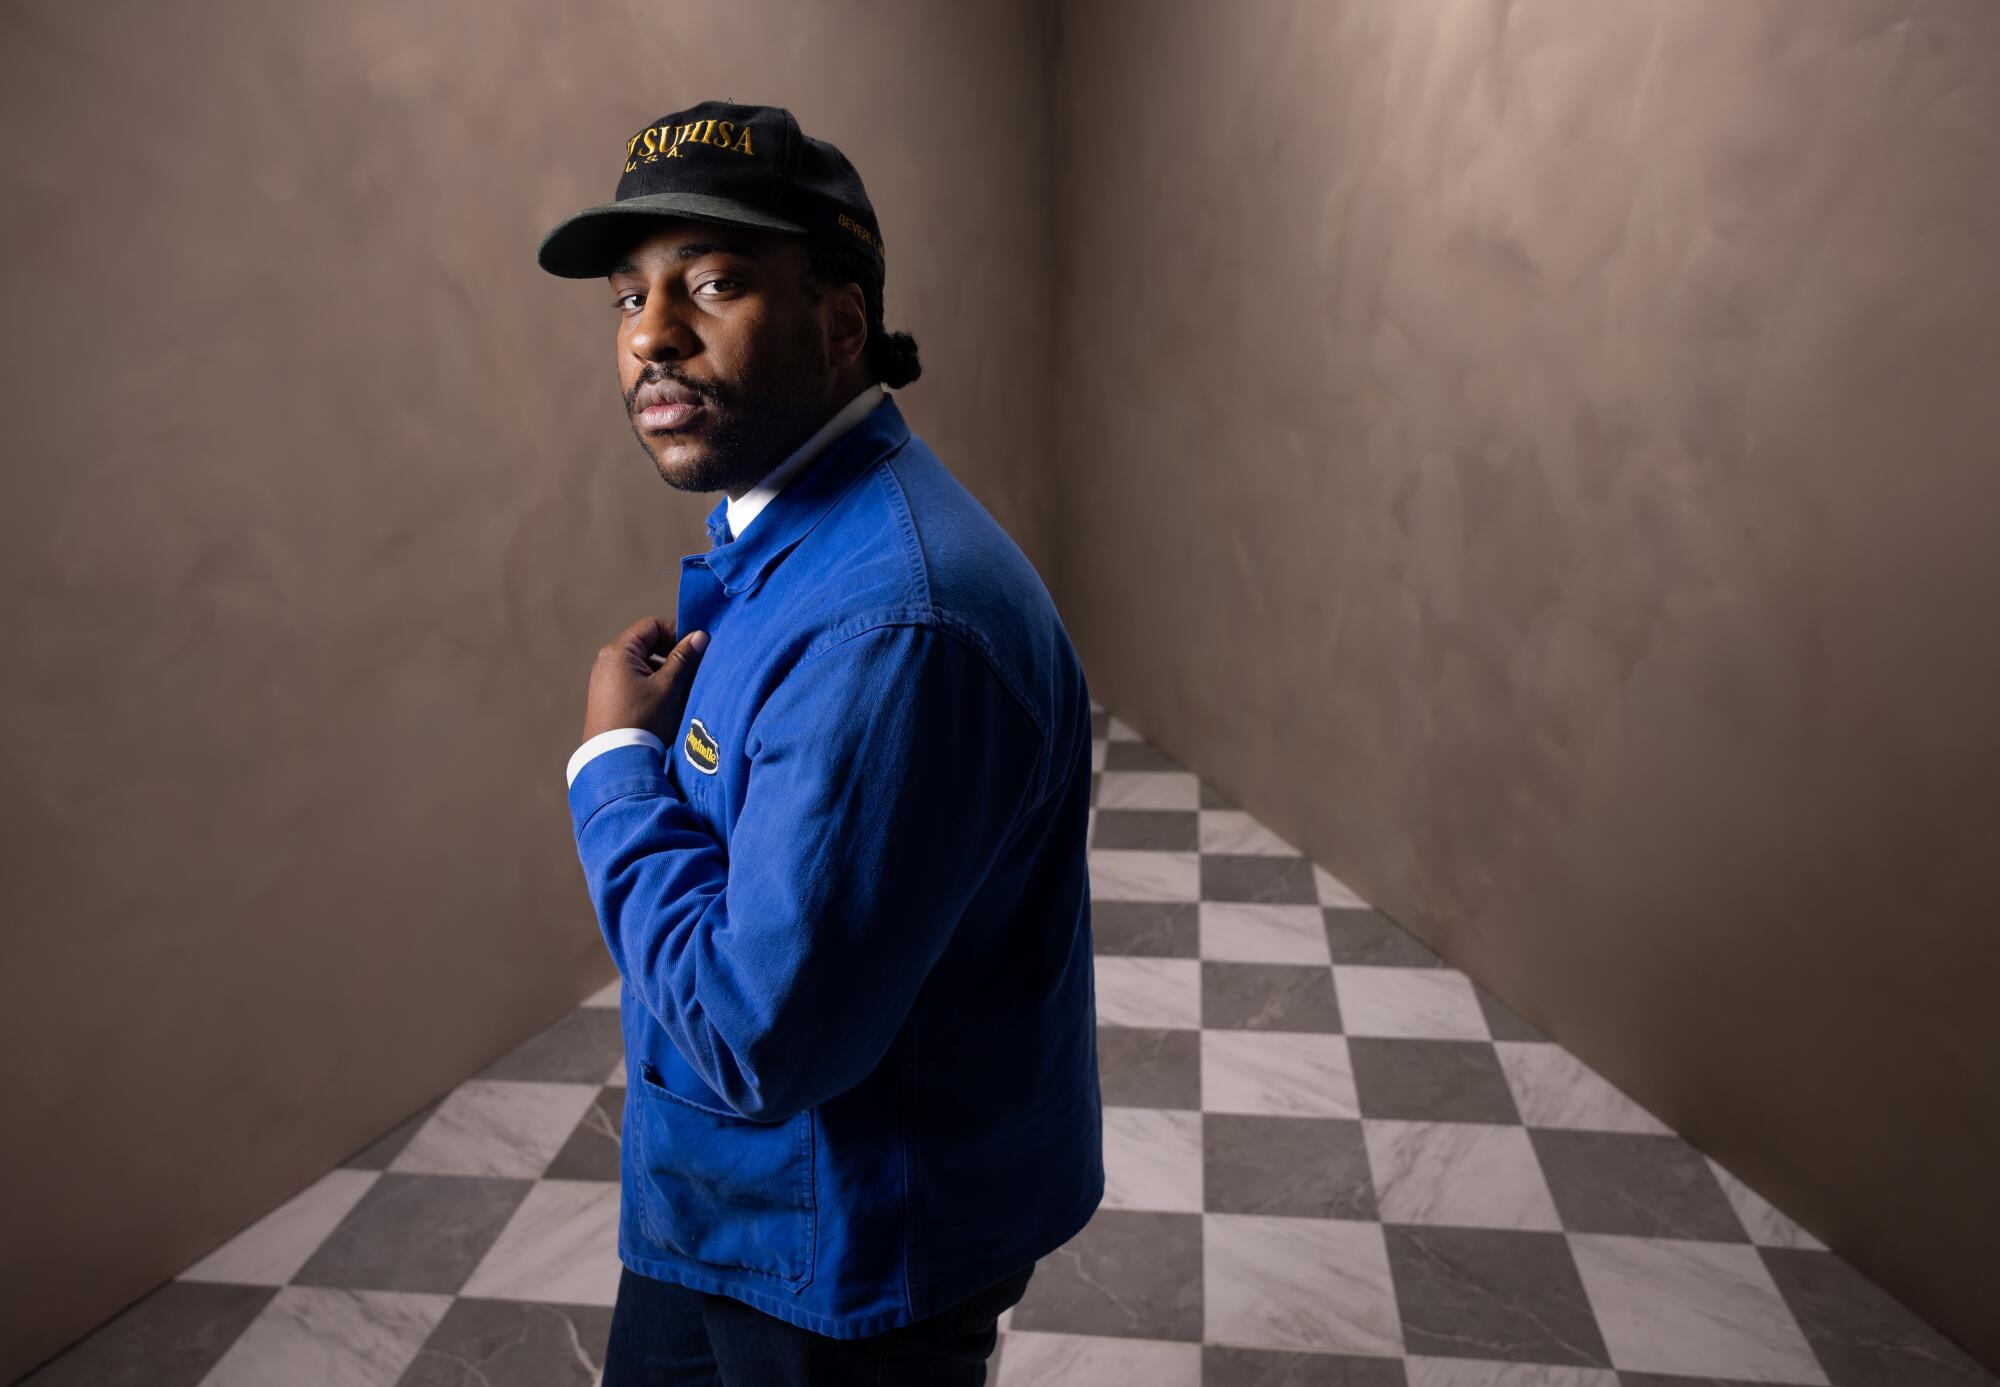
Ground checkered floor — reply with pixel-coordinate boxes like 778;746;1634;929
21;702;1995;1386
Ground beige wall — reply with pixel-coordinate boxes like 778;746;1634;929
9;0;1998;1376
1050;0;2000;1370
0;0;1054;1377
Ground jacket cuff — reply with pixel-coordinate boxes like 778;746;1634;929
567;727;667;787
567;741;676;837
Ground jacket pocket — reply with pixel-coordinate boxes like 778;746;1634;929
628;1058;817;1285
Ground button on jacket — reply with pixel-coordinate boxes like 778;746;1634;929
565;389;1104;1338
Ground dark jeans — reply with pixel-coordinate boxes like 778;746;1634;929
601;1261;1036;1386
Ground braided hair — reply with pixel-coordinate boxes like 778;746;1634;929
802;239;922;389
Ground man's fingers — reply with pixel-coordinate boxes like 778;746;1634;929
600;616;673;672
650;629;709;676
613;614;672;655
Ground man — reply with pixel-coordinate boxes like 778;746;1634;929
537;100;1104;1385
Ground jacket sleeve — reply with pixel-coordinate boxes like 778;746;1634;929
567;620;1043;1123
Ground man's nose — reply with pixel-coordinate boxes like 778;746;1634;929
631;292;697;359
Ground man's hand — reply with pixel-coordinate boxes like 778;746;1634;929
582;615;709;744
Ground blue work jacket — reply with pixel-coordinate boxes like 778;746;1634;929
566;391;1104;1338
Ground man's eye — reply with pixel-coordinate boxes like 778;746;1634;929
697;278;741;295
613;292;641;311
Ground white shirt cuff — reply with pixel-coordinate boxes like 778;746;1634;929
566;727;667;788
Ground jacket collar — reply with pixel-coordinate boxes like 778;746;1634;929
695;391;910;597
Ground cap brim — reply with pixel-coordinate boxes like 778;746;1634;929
535;192;809;278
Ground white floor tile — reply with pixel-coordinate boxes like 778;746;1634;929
1198;810;1298;855
1314;863;1370;909
459;1179;623;1306
1199;902;1331;965
388;1080;601;1179
1569;1233;1829;1383
1093;956;1202;1029
1405;1358;1621;1386
1202;1030;1357;1118
1094;770;1200;811
1333;966;1489;1040
995;1330;1201;1386
1706;1159;1829;1251
1100;1106;1204;1213
178;1168;379;1285
1363;1120;1562;1230
1088;849;1201;901
1203;1212;1402;1354
197;1286;450;1387
1493;1043;1673;1134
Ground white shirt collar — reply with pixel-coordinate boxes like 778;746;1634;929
725;382;886;541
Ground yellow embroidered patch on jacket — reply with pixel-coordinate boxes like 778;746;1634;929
683;717;721;776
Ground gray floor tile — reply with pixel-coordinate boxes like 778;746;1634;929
1325;908;1446;968
1348;1037;1524;1124
476;1007;623;1085
541;1084;625;1183
1092;900;1201;957
342;1096;447;1171
1008;1208;1204;1342
1202;960;1344;1032
1202;1342;1408;1385
293;1173;535;1295
1094;807;1202;851
16;1281;278;1387
1760;1247;1999;1387
1384;1225;1610;1367
1472;983;1548;1042
1204;1113;1378;1220
1097;1025;1202;1109
1202;853;1320;905
1530;1129;1750;1241
398;1298;614;1387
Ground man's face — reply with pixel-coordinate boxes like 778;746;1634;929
608;217;838;497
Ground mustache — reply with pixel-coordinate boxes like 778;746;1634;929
629;371;718;409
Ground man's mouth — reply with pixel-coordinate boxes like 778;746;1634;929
636;399;705;431
634;377;710;433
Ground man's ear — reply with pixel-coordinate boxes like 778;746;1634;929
825;282;868;371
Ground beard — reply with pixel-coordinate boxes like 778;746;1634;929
628;312;833;497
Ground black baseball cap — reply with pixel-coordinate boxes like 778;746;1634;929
535;100;886;282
